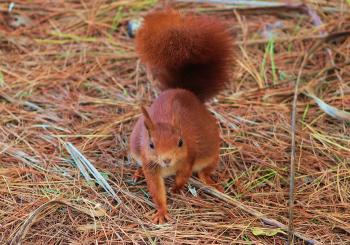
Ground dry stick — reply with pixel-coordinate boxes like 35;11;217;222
188;178;322;245
236;31;350;47
288;52;308;245
287;5;332;244
177;1;347;15
286;14;308;244
176;0;285;6
286;24;332;242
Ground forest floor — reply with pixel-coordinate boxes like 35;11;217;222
1;0;349;244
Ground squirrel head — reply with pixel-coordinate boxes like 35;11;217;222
141;106;187;168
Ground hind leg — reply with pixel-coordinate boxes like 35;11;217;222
198;158;224;192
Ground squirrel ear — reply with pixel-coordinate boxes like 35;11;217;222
171;101;181;129
141;106;154;133
171;111;182;133
171;112;177;127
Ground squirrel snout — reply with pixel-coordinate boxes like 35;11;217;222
160;158;172;167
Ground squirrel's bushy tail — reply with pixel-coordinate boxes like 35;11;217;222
135;9;234;101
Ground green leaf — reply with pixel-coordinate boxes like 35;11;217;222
251;227;286;237
100;172;110;180
279;71;287;81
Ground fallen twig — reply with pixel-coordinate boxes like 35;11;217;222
288;52;308;245
176;1;347;14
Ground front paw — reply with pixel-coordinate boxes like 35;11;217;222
215;184;224;193
132;168;143;183
152;210;170;224
171;185;184;194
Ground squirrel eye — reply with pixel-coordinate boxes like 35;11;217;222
149;142;154;149
178;138;183;147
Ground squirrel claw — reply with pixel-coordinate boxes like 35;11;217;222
132;169;143;183
132;176;139;183
152;211;170;224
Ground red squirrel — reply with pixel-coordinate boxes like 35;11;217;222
129;9;233;224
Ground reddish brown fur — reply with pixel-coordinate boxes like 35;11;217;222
135;9;233;101
130;9;233;224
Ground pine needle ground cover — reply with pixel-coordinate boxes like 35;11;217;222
0;1;349;244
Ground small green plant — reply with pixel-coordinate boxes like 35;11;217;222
249;168;277;190
111;7;124;32
260;37;278;85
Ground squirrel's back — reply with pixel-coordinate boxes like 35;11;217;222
135;9;234;101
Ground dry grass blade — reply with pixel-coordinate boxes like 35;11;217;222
64;143;93;182
64;142;122;205
9;199;107;245
305;91;350;121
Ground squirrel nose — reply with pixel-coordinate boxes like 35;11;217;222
163;158;171;165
